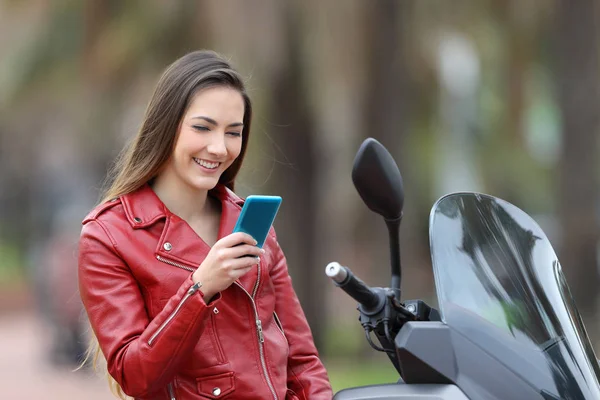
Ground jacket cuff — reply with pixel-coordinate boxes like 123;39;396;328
186;273;221;306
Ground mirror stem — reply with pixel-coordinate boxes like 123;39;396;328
385;214;403;299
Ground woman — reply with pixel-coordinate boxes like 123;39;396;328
78;50;333;400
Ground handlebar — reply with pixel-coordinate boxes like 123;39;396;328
326;262;384;313
326;260;438;376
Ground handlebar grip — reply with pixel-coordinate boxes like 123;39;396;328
326;262;381;310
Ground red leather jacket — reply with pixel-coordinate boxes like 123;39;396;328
78;184;332;400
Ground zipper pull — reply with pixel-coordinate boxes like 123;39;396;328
256;319;264;343
168;382;176;400
188;281;203;295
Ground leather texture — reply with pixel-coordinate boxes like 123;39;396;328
78;184;333;399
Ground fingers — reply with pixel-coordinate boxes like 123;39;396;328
219;232;257;248
210;247;260;272
211;244;262;266
195;255;257;293
223;256;260;281
230;264;255;280
229;255;261;270
201;232;262;287
227;244;264;259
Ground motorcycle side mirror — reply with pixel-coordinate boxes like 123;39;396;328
352;138;405;296
352;138;404;221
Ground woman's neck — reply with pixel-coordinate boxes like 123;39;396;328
151;174;214;222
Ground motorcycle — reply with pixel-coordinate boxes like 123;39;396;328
326;138;600;400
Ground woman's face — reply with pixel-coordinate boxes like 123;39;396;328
162;86;245;193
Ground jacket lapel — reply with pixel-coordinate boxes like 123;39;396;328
121;183;259;295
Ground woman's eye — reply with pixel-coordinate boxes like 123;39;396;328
227;131;242;137
193;125;210;132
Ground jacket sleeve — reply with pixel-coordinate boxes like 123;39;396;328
268;236;333;400
78;220;219;397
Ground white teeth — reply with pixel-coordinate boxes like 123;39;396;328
193;158;219;169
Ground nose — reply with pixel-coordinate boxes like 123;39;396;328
207;133;228;158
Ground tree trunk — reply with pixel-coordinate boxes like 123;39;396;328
556;0;600;326
362;1;422;296
267;2;325;350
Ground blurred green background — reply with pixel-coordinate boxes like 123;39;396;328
1;0;600;398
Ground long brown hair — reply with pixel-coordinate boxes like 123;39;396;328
81;50;252;400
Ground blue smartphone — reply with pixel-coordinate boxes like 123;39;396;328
233;195;282;248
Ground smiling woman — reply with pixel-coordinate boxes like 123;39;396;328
77;50;332;400
152;86;246;246
154;86;244;190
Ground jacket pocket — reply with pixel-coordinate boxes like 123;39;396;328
159;299;226;367
273;311;289;348
196;372;235;399
273;311;285;335
209;306;227;364
286;388;300;400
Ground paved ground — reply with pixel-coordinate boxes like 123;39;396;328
0;312;114;400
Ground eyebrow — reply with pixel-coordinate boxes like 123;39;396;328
192;116;244;128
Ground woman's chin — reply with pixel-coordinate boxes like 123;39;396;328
187;176;221;192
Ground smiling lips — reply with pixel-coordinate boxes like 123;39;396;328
193;157;221;170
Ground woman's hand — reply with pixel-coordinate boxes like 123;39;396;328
192;232;263;300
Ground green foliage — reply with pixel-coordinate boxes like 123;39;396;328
324;358;400;393
0;241;24;285
323;324;403;392
323;321;365;358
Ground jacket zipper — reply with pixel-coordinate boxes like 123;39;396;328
234;261;278;400
157;255;277;399
157;255;195;272
167;382;176;400
148;281;202;346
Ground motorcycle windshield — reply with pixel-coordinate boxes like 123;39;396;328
429;193;600;399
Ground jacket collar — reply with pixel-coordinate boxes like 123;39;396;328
121;183;244;229
120;183;257;293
